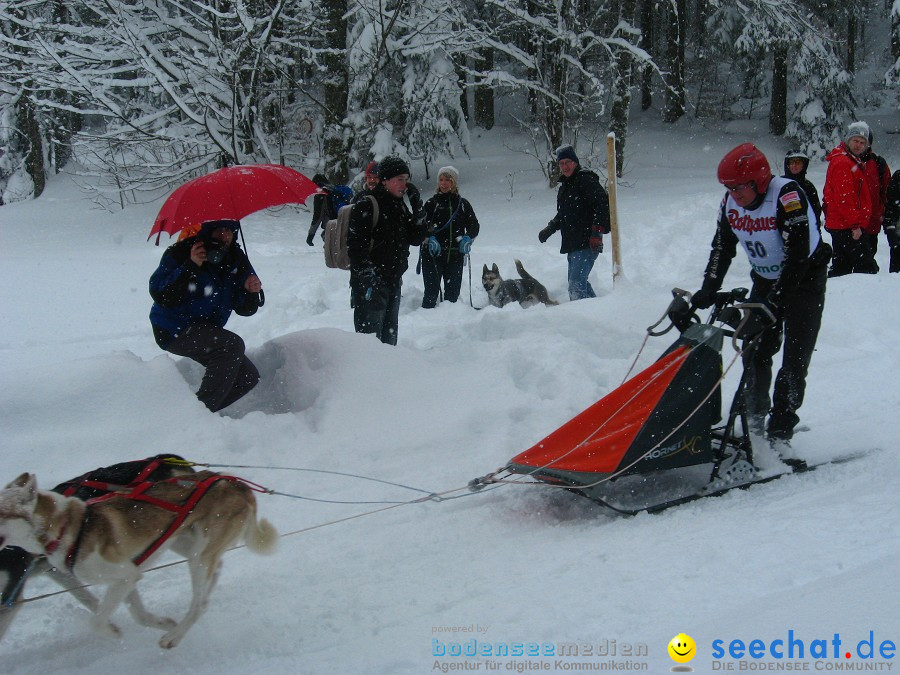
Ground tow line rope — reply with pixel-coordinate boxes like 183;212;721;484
11;320;756;609
13;476;491;608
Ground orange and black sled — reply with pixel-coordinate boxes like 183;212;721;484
501;289;762;514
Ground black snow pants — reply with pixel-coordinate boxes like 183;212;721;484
742;246;829;440
352;276;402;346
161;323;259;412
421;249;465;308
827;229;878;276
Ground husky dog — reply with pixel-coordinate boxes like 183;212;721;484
0;469;278;649
482;260;558;308
1;454;195;641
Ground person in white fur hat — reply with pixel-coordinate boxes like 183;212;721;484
823;121;874;276
419;166;481;308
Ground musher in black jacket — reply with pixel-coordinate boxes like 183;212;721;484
692;143;831;451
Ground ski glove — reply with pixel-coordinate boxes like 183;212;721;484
538;224;554;243
458;235;473;255
589;234;603;253
691;288;717;310
426;237;441;256
406;182;426;228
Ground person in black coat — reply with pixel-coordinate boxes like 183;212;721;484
783;150;822;225
883;169;900;273
306;173;332;246
347;156;429;345
420;166;480;308
538;145;611;300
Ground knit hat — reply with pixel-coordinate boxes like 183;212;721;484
438;166;459;182
845;121;870;146
200;219;240;235
555;144;579;164
378;156;411;181
365;161;380;177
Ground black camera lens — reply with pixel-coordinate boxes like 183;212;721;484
205;240;225;265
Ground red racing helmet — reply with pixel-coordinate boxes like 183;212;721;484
717;143;772;193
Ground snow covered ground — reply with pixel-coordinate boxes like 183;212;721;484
0;115;898;674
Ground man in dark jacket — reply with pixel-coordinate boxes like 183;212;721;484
883;170;900;273
306;173;331;246
149;219;263;411
347;156;429;345
692;143;831;454
538;145;611;300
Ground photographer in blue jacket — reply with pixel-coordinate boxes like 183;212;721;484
149;219;263;412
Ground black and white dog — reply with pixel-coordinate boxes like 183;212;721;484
482;260;558;308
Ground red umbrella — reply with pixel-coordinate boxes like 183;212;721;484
149;164;322;243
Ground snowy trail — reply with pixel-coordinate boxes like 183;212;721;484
0;121;897;673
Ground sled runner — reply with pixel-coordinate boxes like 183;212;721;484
484;288;838;514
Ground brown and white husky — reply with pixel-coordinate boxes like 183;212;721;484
0;469;277;648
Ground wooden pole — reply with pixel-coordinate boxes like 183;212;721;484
606;133;624;283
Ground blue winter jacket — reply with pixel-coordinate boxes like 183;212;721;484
149;238;260;347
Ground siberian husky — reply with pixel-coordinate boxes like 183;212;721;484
482;260;558;308
1;454;195;641
0;469;277;648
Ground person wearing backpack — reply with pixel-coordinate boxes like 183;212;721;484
420;166;480;308
538;145;611;300
347;156;430;345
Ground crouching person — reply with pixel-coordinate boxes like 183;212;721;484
348;156;429;345
150;219;263;412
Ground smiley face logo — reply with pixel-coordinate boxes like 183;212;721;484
668;633;696;663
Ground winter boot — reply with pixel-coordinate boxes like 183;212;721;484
767;436;806;471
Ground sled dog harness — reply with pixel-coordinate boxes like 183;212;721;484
55;461;267;570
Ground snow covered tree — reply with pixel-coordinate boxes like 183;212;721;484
609;0;645;174
321;0;351;181
1;0;321;205
888;0;900;87
662;0;685;123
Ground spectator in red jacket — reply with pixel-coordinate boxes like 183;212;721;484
822;121;874;276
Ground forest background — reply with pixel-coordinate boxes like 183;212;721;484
1;0;898;207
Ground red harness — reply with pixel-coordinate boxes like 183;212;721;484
60;456;178;499
61;471;268;570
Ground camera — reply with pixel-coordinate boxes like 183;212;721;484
203;237;226;266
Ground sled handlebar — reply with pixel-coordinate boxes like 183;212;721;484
650;287;751;338
647;288;694;336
